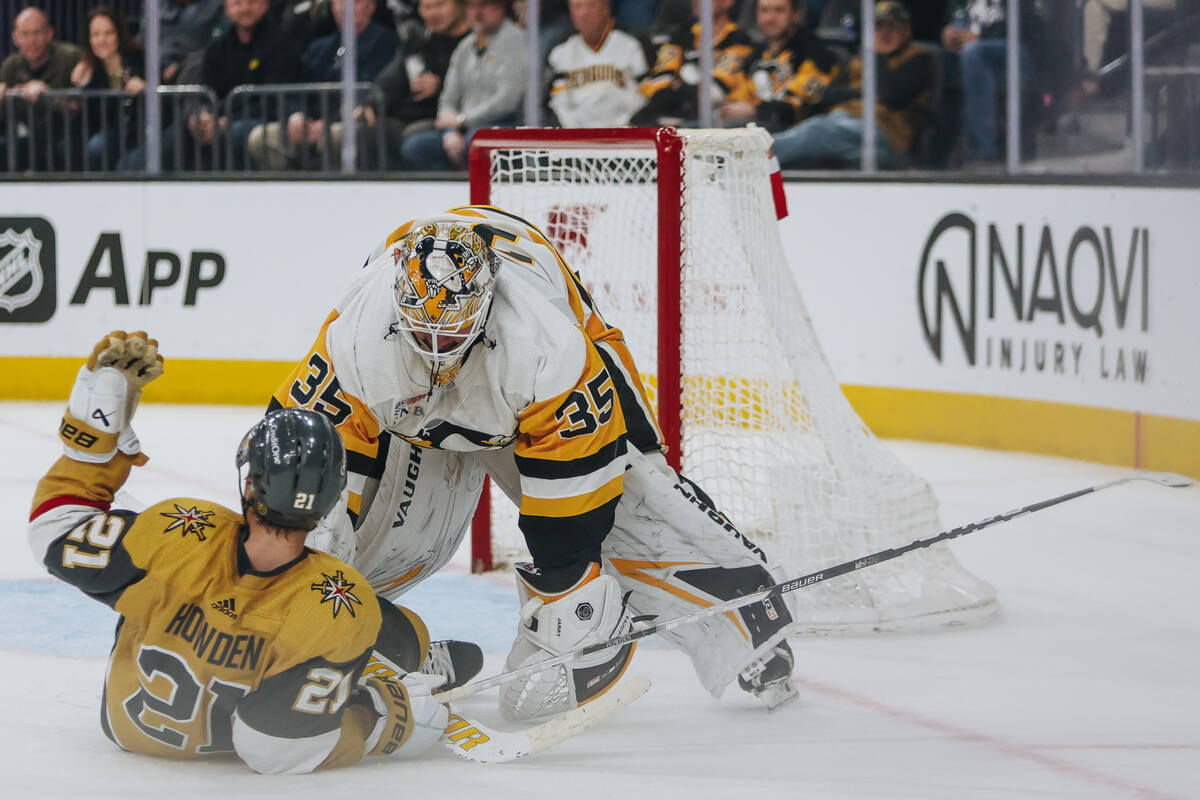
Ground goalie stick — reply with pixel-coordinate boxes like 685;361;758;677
440;674;651;763
439;471;1195;705
367;649;649;764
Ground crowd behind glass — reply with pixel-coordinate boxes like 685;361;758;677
1;0;1196;175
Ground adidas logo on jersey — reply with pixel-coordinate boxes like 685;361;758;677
211;597;237;619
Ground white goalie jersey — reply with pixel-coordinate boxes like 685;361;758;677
273;205;663;570
274;205;797;708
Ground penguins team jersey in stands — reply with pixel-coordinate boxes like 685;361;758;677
547;21;649;127
728;30;842;130
639;21;755;103
28;454;382;773
273;205;663;565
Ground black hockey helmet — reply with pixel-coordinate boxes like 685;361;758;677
236;408;346;531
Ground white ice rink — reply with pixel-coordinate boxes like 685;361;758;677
2;401;1197;799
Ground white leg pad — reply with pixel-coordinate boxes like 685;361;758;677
603;448;796;697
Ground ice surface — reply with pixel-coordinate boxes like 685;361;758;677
2;402;1197;799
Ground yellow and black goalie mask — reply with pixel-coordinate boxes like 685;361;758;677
391;222;499;387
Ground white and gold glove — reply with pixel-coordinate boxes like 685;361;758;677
60;331;164;463
360;672;449;758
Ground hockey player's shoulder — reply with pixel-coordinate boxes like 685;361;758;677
292;551;382;631
137;497;241;546
491;286;588;401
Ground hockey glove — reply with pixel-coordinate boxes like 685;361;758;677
360;672;449;758
62;331;164;463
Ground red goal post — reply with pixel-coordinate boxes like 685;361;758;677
468;128;687;573
463;126;998;633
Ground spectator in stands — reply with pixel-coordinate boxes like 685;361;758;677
400;0;523;171
717;0;841;132
612;0;657;34
632;0;755;126
546;0;648;127
71;7;146;171
147;0;227;84
771;1;935;169
247;0;398;169
512;0;571;63
1078;0;1176;97
652;0;693;31
377;0;423;45
281;0;402;49
361;0;470;169
0;7;83;171
124;0;304;170
940;0;1045;162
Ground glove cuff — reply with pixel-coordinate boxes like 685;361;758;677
59;411;119;463
362;677;417;756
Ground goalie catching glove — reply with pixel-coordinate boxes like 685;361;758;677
61;331;164;464
500;561;638;722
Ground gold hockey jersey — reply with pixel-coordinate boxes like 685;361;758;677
272;205;663;567
29;454;383;773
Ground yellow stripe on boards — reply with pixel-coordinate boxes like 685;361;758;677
7;357;1197;479
840;385;1200;480
5;357;293;405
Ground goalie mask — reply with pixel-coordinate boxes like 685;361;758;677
392;221;500;387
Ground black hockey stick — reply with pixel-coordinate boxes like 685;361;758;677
438;471;1194;704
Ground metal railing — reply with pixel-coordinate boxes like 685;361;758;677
3;86;139;172
154;85;221;172
2;2;1197;177
0;83;398;174
224;82;386;173
1147;65;1200;166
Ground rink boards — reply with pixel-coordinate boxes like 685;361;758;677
1;177;1196;476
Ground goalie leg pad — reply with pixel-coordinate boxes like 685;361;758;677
500;562;636;722
603;448;796;698
344;442;484;600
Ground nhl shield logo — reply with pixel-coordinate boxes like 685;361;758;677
0;219;55;323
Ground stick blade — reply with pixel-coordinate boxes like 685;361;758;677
1140;472;1196;489
442;674;650;764
523;674;651;757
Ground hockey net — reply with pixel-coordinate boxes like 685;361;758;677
467;127;998;632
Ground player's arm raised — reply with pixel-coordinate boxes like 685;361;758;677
28;331;162;603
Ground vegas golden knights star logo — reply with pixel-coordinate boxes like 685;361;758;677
311;570;363;619
160;504;216;540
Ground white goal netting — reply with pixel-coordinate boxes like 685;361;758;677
478;128;998;632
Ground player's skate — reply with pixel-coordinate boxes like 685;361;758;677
738;641;798;711
422;640;484;692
